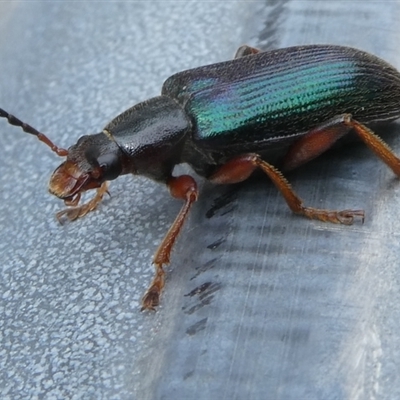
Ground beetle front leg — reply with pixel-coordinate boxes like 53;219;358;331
141;175;198;311
56;182;109;223
210;154;364;225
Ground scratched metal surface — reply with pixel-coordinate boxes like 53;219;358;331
1;1;400;399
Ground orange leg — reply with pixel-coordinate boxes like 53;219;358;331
56;182;109;223
234;45;261;59
141;175;198;311
348;117;400;176
283;114;351;171
210;154;365;224
283;113;400;175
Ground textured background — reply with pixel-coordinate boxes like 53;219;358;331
1;1;400;399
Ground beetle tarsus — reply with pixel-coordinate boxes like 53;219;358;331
141;263;164;311
56;182;109;223
301;207;365;225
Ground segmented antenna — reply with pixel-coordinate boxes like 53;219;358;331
0;107;68;156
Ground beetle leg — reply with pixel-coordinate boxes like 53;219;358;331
56;182;109;223
283;114;352;170
234;45;261;59
346;117;400;176
141;175;198;311
283;113;400;175
209;154;365;225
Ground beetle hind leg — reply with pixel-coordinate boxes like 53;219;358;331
283;113;400;175
209;154;365;225
56;182;109;223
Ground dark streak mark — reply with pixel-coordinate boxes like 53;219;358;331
183;370;195;380
206;187;237;218
207;237;225;250
257;0;289;50
186;318;208;336
220;205;237;217
199;282;221;300
190;258;218;280
183;282;222;315
185;282;213;297
280;327;310;344
183;295;214;315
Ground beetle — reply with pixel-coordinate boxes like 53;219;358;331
2;44;400;310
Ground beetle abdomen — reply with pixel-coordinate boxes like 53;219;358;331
163;45;400;149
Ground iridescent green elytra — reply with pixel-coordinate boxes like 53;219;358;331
163;45;400;152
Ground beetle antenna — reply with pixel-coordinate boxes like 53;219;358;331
0;107;68;157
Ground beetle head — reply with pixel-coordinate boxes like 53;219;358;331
0;109;124;206
49;133;123;206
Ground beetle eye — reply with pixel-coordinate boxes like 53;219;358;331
97;153;122;181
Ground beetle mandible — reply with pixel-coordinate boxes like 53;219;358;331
2;44;400;310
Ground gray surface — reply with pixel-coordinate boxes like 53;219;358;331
1;1;400;399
